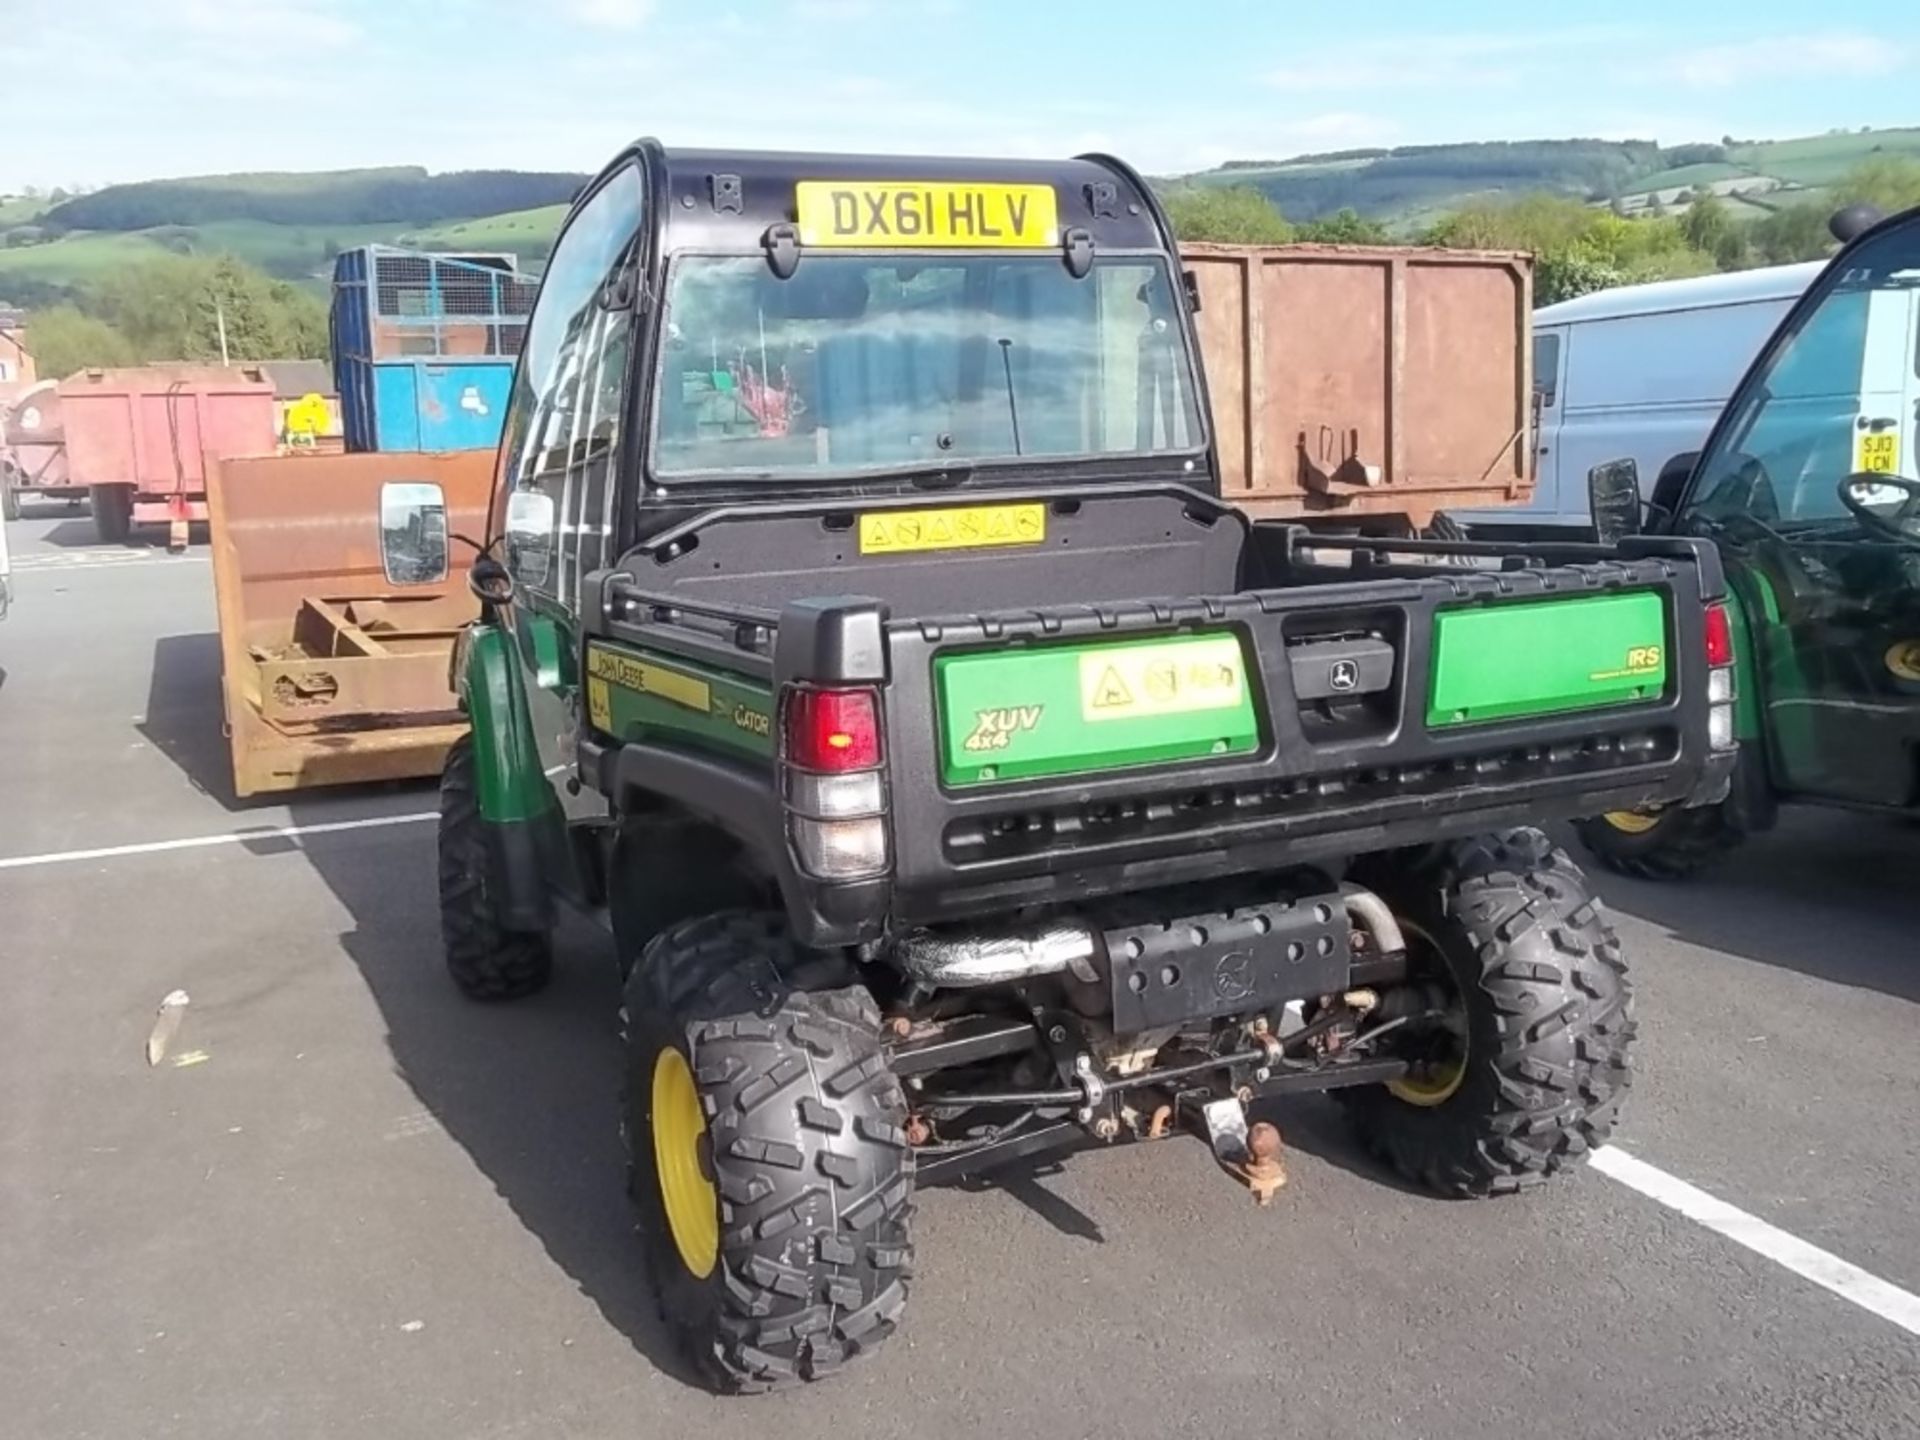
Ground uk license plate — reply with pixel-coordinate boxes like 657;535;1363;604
795;182;1059;248
1859;432;1900;474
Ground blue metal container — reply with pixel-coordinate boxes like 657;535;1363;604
330;245;535;453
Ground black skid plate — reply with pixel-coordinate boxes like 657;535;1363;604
1102;894;1350;1031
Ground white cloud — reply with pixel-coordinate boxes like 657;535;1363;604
565;0;654;28
1649;33;1908;88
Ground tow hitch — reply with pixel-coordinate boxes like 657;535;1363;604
1199;1097;1287;1205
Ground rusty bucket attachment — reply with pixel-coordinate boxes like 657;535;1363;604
205;448;496;798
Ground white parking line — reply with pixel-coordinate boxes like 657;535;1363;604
0;812;437;872
1593;1145;1920;1338
11;553;212;573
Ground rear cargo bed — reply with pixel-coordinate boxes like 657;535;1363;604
583;485;1731;929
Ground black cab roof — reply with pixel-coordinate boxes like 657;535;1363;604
619;142;1173;257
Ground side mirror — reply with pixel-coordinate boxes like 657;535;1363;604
1587;459;1642;546
378;481;449;585
503;489;555;588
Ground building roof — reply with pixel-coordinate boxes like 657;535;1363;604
1536;260;1826;326
257;359;335;399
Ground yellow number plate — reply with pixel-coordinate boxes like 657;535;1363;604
796;182;1059;249
1079;636;1247;722
1859;432;1900;474
858;503;1046;555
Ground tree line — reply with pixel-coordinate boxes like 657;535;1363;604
1164;156;1920;305
40;168;587;232
25;253;328;380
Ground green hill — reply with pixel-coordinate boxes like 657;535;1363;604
1170;126;1920;225
2;125;1915;306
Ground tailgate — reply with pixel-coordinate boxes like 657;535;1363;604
884;547;1722;918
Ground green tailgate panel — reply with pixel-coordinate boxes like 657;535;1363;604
1428;591;1669;728
937;631;1260;785
583;641;775;761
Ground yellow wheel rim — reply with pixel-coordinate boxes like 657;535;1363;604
1384;916;1469;1108
1387;1058;1467;1107
1601;809;1661;835
652;1048;719;1279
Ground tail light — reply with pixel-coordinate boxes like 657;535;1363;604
780;685;890;881
1703;601;1736;750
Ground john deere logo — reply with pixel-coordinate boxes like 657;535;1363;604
1329;659;1360;693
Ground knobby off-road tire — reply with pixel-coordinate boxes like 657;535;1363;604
436;735;553;1000
1573;802;1744;881
625;911;913;1392
1342;828;1634;1197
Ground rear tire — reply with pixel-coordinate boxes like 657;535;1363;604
90;485;132;544
625;912;913;1392
1573;801;1742;881
2;482;19;522
437;735;553;1000
1341;828;1634;1197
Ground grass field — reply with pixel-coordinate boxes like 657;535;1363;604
0;230;172;283
405;205;568;259
1625;161;1747;194
1733;127;1920;186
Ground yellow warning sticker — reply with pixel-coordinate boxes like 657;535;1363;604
858;503;1046;556
1078;636;1246;722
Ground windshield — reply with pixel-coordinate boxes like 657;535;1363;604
1685;220;1920;535
650;254;1203;479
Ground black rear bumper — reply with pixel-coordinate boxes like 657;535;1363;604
875;539;1730;930
595;533;1731;947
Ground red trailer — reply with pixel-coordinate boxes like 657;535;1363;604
57;365;278;548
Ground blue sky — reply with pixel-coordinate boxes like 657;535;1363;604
5;0;1917;190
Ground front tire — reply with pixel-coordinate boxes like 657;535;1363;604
625;912;913;1392
1342;829;1634;1197
437;735;553;1000
1573;802;1742;881
1;482;19;522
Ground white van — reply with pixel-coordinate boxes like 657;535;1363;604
1451;260;1825;538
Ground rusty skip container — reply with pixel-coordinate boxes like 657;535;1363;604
206;448;496;797
1182;242;1535;530
59;364;279;547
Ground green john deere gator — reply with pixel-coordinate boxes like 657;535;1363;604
1576;203;1920;878
371;141;1736;1391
